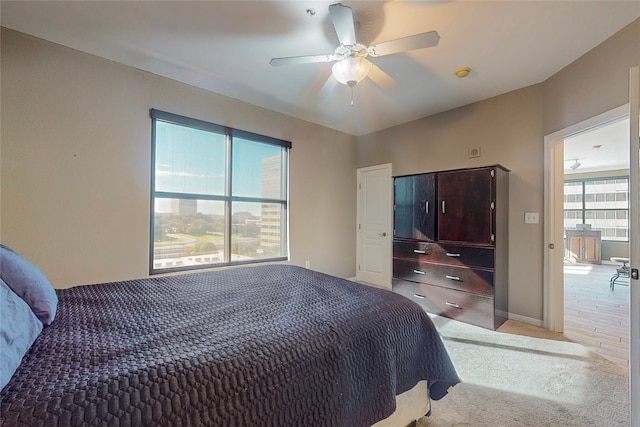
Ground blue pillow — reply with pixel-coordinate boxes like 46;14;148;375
0;277;43;391
0;244;58;325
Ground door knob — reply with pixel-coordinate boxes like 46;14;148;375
379;232;387;237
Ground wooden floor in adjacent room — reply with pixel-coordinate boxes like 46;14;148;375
563;262;630;367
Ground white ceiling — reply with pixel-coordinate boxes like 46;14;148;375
1;0;639;142
0;0;640;174
564;117;630;175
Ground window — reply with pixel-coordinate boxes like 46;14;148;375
150;109;290;273
563;176;629;242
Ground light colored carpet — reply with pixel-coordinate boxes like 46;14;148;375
418;317;629;427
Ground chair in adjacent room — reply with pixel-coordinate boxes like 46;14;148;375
610;257;630;290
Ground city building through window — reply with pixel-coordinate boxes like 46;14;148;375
564;177;629;241
150;109;290;273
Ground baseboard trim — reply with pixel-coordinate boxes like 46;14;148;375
507;312;543;327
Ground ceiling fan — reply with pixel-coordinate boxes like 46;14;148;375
269;3;440;101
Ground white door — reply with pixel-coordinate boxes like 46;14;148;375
628;65;639;427
356;164;392;288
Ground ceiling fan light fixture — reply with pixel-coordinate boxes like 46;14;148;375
332;56;371;87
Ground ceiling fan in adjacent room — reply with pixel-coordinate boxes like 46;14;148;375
269;2;440;104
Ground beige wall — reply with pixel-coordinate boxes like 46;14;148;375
357;18;640;322
543;19;640;136
1;29;358;288
357;85;545;321
2;17;638;322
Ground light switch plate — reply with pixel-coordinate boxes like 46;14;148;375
524;212;539;224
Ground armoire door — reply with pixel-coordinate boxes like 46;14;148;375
394;173;435;241
437;168;494;244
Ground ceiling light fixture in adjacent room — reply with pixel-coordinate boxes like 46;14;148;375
569;159;581;170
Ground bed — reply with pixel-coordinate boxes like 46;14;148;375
0;245;459;426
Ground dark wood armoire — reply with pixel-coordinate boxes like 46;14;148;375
392;165;509;330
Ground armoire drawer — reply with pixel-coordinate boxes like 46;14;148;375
436;244;494;269
393;240;438;261
393;258;494;296
393;240;494;269
393;280;495;330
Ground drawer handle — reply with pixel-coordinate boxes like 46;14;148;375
413;294;426;299
445;275;461;281
413;249;427;254
413;270;426;275
446;252;461;257
445;301;462;309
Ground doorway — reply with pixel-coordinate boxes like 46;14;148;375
544;105;629;329
562;118;631;366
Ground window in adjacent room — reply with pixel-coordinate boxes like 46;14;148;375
150;109;290;273
563;177;629;241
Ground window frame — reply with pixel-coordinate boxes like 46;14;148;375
149;109;291;274
563;176;629;242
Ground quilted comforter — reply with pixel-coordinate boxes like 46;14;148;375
0;265;459;426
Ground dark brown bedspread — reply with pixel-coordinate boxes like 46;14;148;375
1;265;458;426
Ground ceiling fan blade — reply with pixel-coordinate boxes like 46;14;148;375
329;3;357;46
368;31;440;57
270;54;335;67
367;63;399;91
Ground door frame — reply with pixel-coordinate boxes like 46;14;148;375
543;103;629;332
356;163;393;287
628;65;639;427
